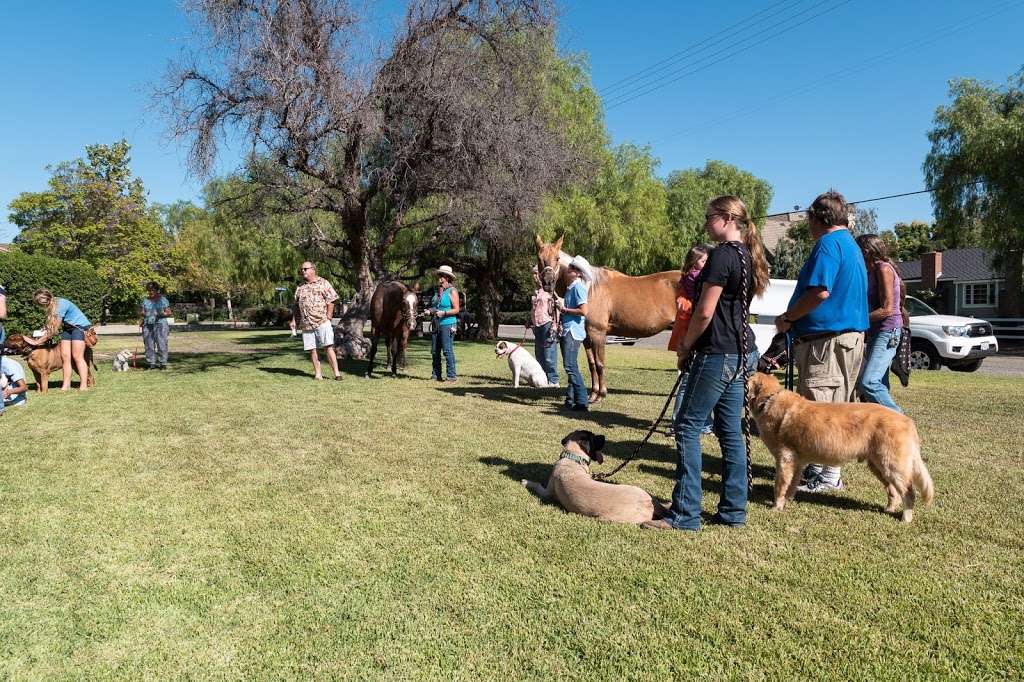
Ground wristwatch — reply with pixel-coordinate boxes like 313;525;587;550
781;313;794;324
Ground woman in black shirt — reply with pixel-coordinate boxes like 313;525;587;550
644;195;769;531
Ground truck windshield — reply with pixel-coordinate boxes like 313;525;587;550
905;296;938;317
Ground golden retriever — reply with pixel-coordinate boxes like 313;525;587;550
747;373;933;522
522;430;667;524
3;333;96;392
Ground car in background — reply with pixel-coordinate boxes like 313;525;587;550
905;295;998;372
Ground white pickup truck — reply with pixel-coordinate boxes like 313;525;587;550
903;296;998;372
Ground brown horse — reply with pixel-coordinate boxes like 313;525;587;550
365;281;418;377
535;235;680;403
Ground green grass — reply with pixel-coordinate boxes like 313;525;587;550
2;330;1022;680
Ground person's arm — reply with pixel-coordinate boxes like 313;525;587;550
775;288;829;333
557;285;588;316
678;284;723;354
139;303;147;327
867;264;895;324
3;378;27;401
326;301;335;321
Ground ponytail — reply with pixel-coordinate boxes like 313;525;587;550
742;218;769;298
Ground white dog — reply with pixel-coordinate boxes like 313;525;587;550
495;340;549;388
112;349;133;372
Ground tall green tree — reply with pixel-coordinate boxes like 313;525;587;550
924;68;1024;314
665;160;773;257
892;221;936;261
536;143;672;275
173;180;304;319
8;140;177;310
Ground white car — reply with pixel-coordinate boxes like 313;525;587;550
904;296;998;372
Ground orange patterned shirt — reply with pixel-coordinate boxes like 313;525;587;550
294;277;339;331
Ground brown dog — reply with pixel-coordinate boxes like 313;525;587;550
522;430;667;524
3;334;96;393
747;373;933;522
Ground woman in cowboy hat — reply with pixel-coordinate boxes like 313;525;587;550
556;255;592;412
430;265;460;382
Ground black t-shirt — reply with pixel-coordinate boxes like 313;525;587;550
693;242;756;355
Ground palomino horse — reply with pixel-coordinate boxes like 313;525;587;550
536;235;680;403
365;281;418;377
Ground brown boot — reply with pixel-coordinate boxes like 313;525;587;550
640;519;675;531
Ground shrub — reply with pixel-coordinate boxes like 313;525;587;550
0;249;106;334
246;305;292;327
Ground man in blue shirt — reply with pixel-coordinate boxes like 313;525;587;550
775;190;868;493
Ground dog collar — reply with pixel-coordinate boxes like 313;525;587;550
558;449;590;467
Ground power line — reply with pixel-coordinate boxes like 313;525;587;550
652;0;1024;143
599;0;804;96
604;0;853;110
756;179;986;220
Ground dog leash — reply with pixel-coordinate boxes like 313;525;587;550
784;332;795;391
591;371;683;482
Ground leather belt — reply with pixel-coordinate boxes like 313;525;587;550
793;329;859;346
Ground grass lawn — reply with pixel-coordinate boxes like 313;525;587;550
2;329;1022;679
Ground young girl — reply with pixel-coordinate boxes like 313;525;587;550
667;245;710;433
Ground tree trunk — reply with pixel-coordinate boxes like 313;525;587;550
474;244;504;340
226;290;234;325
334;203;374;359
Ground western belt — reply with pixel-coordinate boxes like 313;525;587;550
793;329;860;345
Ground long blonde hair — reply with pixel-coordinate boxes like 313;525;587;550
33;288;60;338
706;195;769;297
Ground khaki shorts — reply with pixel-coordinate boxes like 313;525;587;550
795;331;864;403
302;321;335;351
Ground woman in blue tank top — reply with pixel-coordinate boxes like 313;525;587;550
430;265;460;381
24;288;92;391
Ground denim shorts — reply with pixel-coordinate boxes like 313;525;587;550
60;326;88;342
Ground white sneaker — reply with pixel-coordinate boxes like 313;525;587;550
797;476;845;494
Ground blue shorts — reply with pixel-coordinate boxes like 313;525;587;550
61;327;88;342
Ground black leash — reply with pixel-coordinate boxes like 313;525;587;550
785;331;795;390
591;370;683;482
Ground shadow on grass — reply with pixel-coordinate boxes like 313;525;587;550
478;456;553;487
163;351;278;374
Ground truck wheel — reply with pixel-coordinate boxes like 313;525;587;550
910;341;941;371
949;359;982;372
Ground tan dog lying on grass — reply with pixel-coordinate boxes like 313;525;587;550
747;373;934;523
522;430;667;524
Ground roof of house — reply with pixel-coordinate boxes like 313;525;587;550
897;248;1000;282
760;211;806;252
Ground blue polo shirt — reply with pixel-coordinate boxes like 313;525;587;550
57;298;91;328
788;229;868;336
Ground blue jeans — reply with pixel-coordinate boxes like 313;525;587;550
560;334;587;407
673;370;714;431
143;322;170;368
857;328;902;413
533;322;559;385
667;350;758;530
431;325;457;379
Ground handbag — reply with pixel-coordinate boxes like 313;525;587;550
890;326;911;387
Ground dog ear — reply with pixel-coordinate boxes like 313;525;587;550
561;433;572;447
592;434;605;452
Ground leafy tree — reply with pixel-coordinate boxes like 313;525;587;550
854;207;879;235
665;160;773;258
161;0;584;343
892;221;936;261
172;181;304;320
8;140;177;311
536;143;672;275
924;68;1024;314
769;220;811;279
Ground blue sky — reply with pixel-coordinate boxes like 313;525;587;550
2;1;1022;242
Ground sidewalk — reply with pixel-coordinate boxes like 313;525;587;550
95;321;254;335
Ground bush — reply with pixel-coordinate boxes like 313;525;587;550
246;305;292;328
499;310;531;326
0;249;106;334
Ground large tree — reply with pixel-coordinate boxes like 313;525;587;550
535;143;673;275
924;68;1024;315
665;160;773;257
8;140;177;309
161;0;583;342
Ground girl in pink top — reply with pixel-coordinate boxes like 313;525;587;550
527;266;559;386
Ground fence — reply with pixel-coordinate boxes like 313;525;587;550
988;318;1024;341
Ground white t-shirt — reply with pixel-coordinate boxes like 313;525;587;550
2;356;27;406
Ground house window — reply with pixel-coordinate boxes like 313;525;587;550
963;283;995;307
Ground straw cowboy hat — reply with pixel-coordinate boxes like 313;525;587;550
436;265;456;279
569;255;594;283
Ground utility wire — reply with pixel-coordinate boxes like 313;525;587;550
599;0;805;96
604;0;853;110
756;179;986;220
653;0;1024;143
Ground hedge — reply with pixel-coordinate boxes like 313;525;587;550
0;249;106;334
